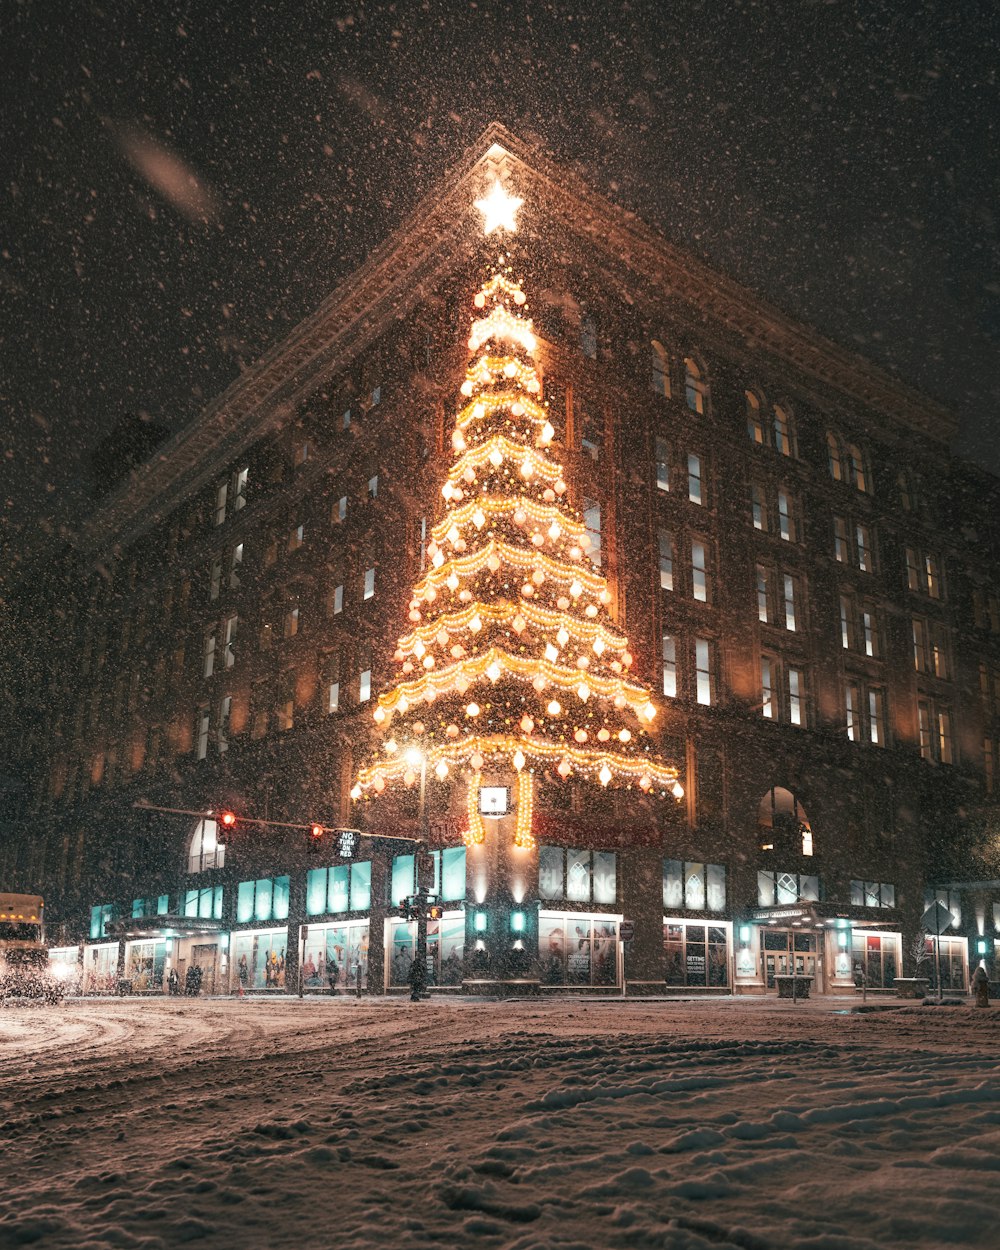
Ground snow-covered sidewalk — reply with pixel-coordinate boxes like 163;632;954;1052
1;997;998;1248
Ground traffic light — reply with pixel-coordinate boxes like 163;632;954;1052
428;904;443;922
307;823;325;853
217;810;238;845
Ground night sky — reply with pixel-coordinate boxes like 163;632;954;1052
4;0;1000;559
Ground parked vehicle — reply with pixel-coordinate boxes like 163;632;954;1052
0;894;62;1004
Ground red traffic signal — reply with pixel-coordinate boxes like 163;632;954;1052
310;823;324;839
307;822;325;853
220;811;238;828
217;810;238;844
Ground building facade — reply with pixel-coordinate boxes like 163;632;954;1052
6;126;1000;997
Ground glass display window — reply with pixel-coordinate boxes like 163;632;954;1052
82;943;118;993
663;921;729;987
124;940;167;992
387;915;465;988
231;929;288;991
301;921;369;991
538;913;620;987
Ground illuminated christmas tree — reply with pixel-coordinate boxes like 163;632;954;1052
352;179;682;848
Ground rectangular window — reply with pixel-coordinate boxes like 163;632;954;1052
918;700;933;760
663;860;726;912
294;441;310;467
367;475;379;499
687;453;703;505
233;467;248;511
583;498;602;568
284;607;299;638
925;554;941;599
218;694;232;753
840;595;852;650
862;609;876;658
359;669;371;702
579;406;602;460
223;615;238;668
751;484;766;531
655;438;670;492
196;705;210;760
229;542;243;589
834;517;849;563
276;680;294;732
913;618;928;671
209;556;222;601
332;585;344;615
327;681;340;713
370;385;382;406
539;847;616;905
906;547;921;592
691;541;709;602
850;880;895;909
782;574;797;632
930;625;949;679
658;529;674;591
342;408;352;431
334;496;348;524
391;854;415;906
203;630;216;678
938;708;954;764
856;524;873;573
661;633;677;698
777;490;794;542
788;667;803;726
695;638;714;706
757;566;770;624
761;657;775;719
288;524;304;551
774;408;792;456
868;688;886;747
214;481;228;526
363;568;375;601
845;682;861;742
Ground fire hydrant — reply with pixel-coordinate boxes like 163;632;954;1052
972;965;990;1009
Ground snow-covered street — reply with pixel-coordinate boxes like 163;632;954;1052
2;998;999;1249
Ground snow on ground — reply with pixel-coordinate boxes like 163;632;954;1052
1;996;999;1249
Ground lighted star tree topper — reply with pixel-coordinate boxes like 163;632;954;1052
352;178;682;848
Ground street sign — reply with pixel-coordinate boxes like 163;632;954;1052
921;900;954;935
336;829;360;858
619;919;635;942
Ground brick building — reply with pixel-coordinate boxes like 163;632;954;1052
5;125;1000;996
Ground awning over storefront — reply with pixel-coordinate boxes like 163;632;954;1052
106;915;225;940
750;901;902;928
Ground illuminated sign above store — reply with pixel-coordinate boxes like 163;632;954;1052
479;786;510;817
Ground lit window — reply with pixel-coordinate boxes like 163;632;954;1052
284;607;299;638
845;683;860;742
370;386;381;406
223;615;238;668
188;817;224;873
342;408;352;431
756;566;770;623
827;432;843;481
931;626;948;679
334;496;348;524
777;490;794;541
651;340;670;397
687;453;703;505
788;667;803;726
359;669;372;702
918;700;933;760
692;541;709;602
761;657;775;719
214;481;228;526
773;406;794;456
938;709;954;764
856;524;873;573
218;695;232;753
925;553;941;599
695;638;714;706
332;585;344;615
782;574;797;631
367;475;379;499
363;568;376;600
862;609;876;658
233;467;248;511
658;529;674;591
229;542;243;589
328;682;340;714
288;524;304;552
905;547;921;592
746;391;764;444
684;358;707;414
655;437;670;491
662;634;677;698
840;595;853;650
203;630;216;679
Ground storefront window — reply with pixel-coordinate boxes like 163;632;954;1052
431;847;467;901
231;929;288;990
538;913;619;987
301;921;369;990
663;860;726;912
83;943;118;993
851;933;898;988
664;922;729;987
125;940;167;992
184;885;223;920
89;903;116;940
387;917;465;987
924;936;967;990
391;855;415;906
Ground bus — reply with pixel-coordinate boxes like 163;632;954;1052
0;894;62;1002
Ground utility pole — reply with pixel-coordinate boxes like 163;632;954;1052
412;750;430;1000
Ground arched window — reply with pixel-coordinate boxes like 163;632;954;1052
773;405;795;457
757;787;813;856
684;357;708;414
188;817;224;874
650;340;670;397
746;390;765;445
826;432;843;481
846;443;869;493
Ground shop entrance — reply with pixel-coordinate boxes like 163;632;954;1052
761;928;817;989
191;943;219;995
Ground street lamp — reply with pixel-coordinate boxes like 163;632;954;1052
405;747;430;1000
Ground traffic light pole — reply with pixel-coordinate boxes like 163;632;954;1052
412;756;430;1001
